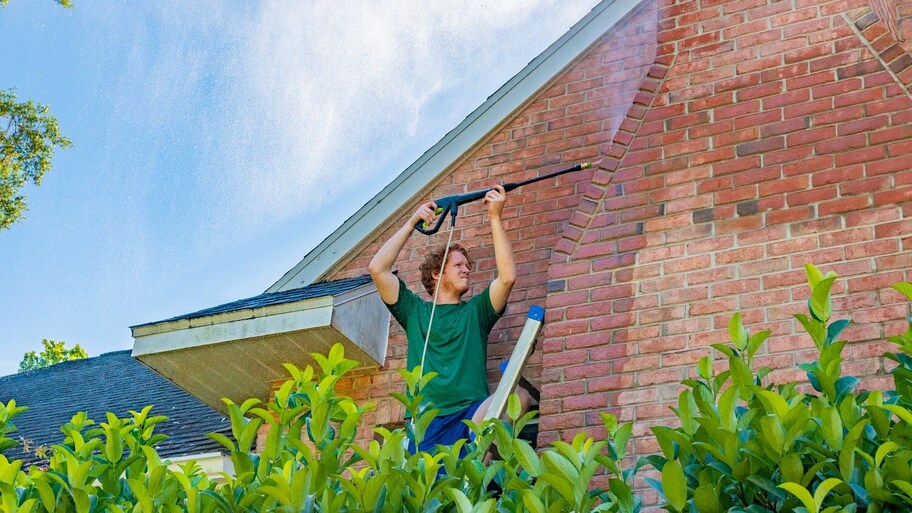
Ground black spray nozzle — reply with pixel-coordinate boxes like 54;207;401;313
414;161;594;235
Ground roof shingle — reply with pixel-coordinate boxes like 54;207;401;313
0;350;233;466
133;274;373;328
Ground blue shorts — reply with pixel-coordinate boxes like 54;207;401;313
410;399;485;455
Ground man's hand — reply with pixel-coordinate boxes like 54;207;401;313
371;200;439;305
484;185;506;218
409;201;439;228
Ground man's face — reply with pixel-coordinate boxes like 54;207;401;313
441;251;471;296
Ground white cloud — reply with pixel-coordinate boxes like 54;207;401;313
184;1;598;240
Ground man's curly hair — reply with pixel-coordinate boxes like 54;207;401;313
419;243;474;296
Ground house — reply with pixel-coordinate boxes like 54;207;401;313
132;0;912;471
0;350;233;472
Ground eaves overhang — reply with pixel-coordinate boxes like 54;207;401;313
131;276;389;413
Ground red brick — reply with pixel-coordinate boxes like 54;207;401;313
791;217;842;236
866;96;911;115
660;286;710;306
716;245;764;264
812;164;864;187
847;271;906;293
845;207;901;227
837;115;889;136
762;269;806;289
768;233;817;255
815;105;866;126
767;206;814;225
818;226;873;247
866;156;912;176
765;145;816;166
887;140;912;158
814;134;868;154
784;98;833;119
786;186;836;207
845;239;900;259
834;91;885;116
840;176;891;195
735;110;784;130
817;195;872;216
736;136;785;156
870;125;912;145
874;187;912;206
787;70;836;90
760;89;809;113
741;289;791;308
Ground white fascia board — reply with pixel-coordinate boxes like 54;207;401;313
267;0;636;292
131;300;333;357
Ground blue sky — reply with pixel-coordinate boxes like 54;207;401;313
0;1;597;376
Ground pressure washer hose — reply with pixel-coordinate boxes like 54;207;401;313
407;219;456;451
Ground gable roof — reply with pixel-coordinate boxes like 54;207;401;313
0;350;232;466
266;0;642;292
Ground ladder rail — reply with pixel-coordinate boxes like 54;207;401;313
483;306;544;421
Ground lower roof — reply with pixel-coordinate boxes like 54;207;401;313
0;350;233;466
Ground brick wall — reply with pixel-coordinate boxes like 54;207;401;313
542;0;912;494
325;0;659;440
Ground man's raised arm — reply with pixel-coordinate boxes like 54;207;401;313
369;201;439;305
485;185;516;313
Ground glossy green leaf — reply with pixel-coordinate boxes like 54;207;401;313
730;313;748;351
780;482;817;513
813;478;843;510
810;276;837;322
893;283;912;302
806;263;824;289
781;453;803;483
512;439;540;477
522;490;546;513
876;441;899;468
693;484;722;513
884;404;912;425
662;460;687;512
698;356;712;380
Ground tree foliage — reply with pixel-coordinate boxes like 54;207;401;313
18;339;88;372
0;89;71;232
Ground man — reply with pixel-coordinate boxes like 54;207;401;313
368;184;529;453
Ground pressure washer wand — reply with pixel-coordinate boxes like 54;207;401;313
414;160;598;235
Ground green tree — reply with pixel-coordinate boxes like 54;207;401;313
18;339;88;372
2;0;74;230
0;89;72;231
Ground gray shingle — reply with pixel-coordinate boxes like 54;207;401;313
0;351;234;466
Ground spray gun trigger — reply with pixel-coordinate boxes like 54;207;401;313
422;207;446;229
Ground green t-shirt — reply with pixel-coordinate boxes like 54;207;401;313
386;278;503;416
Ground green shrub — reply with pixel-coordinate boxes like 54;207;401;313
7;264;911;512
648;264;912;513
0;343;637;512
